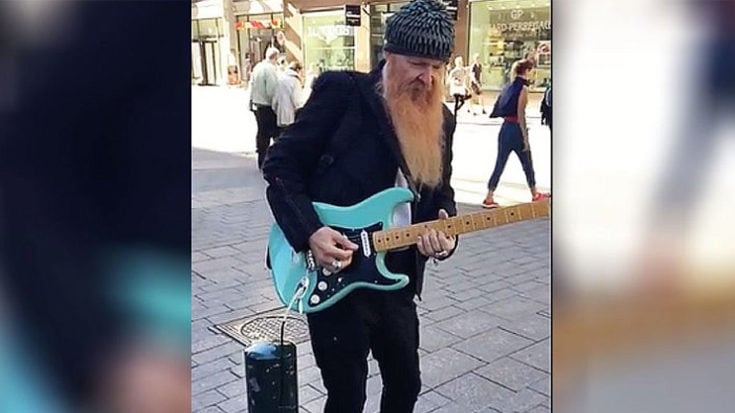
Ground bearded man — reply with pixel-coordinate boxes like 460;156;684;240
262;1;457;411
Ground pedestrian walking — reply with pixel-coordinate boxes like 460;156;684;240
469;52;487;115
272;61;304;137
262;1;458;411
540;83;551;129
448;56;471;117
249;47;280;169
483;58;551;208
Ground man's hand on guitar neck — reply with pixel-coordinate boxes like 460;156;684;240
417;209;456;260
308;226;359;273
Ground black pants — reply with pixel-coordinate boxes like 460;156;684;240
254;105;277;169
307;289;421;413
487;121;536;190
452;93;467;118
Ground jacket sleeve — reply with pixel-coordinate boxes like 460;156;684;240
262;71;352;252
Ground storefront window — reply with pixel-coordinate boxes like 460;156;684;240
369;2;410;67
197;18;222;39
235;13;284;82
469;0;551;92
192;18;225;85
303;11;356;75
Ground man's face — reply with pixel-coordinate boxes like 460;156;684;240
385;53;445;97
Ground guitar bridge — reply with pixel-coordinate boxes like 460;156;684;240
305;250;316;271
360;230;371;257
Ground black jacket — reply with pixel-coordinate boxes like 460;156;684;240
262;62;458;297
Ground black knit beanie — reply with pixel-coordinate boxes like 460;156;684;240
384;0;455;62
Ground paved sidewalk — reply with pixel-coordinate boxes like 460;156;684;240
192;148;550;413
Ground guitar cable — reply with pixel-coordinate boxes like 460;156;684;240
276;275;309;410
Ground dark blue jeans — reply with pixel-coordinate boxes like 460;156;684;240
487;121;536;190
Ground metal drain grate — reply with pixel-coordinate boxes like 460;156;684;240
216;307;310;347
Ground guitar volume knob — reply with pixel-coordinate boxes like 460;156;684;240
317;281;328;291
309;294;321;305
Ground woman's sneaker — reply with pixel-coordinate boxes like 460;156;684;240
532;192;551;202
481;197;500;209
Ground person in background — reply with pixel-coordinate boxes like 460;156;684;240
483;59;551;208
469;52;486;115
448;56;471;118
277;56;288;73
272;60;304;137
540;83;551;129
249;47;280;169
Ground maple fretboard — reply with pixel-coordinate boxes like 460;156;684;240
371;199;550;252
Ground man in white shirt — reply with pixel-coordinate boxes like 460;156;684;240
249;47;280;169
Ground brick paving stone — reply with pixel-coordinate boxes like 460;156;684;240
498;314;550;342
481;295;547;321
434;373;516;412
433;311;506;339
420;324;464;353
414;390;452;413
488;387;548;413
302;395;326;413
421;305;466;324
529;375;550;397
510;340;550;373
420;347;485;388
453;328;535;364
474;358;547;392
193;370;239;397
215;396;247;413
192;389;227;411
197;406;226;413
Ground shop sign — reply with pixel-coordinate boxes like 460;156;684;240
345;5;361;27
441;0;459;20
490;20;550;32
192;0;224;20
307;25;354;44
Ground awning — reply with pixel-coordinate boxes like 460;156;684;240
238;19;282;30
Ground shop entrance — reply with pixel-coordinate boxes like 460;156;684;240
192;39;221;86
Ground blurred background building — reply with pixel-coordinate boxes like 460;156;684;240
191;0;551;92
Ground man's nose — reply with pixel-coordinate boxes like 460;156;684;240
417;70;433;87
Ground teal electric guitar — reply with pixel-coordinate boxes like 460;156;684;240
268;187;550;313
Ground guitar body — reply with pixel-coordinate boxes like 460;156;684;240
268;187;415;313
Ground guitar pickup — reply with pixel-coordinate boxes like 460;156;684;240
360;230;371;257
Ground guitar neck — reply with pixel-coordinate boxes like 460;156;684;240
371;199;550;252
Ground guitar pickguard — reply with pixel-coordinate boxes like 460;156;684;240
304;222;404;307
